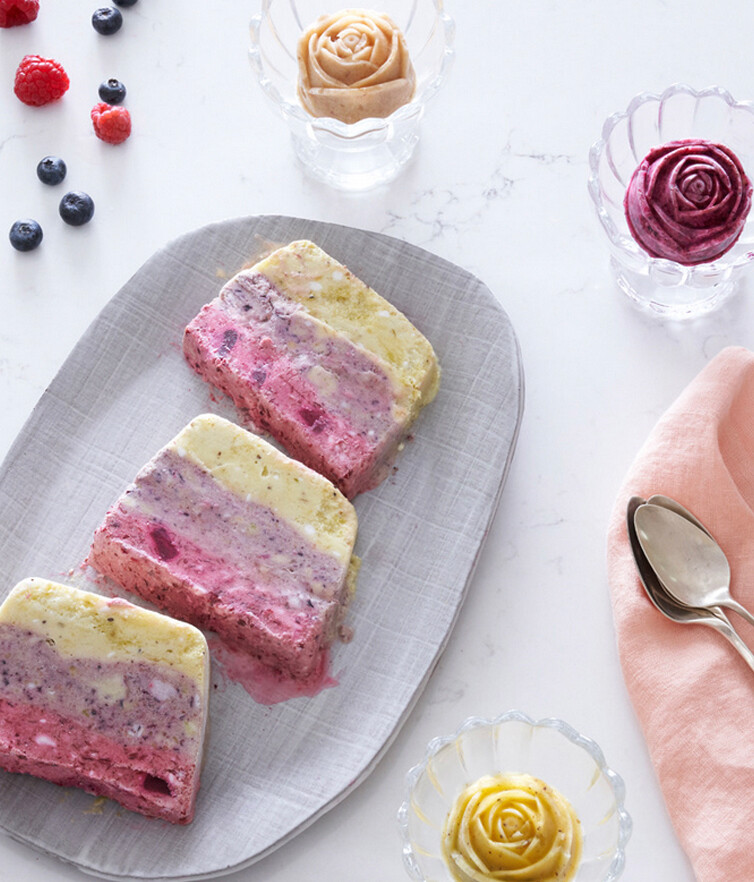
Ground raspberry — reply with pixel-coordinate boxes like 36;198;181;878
0;0;39;27
14;55;69;106
91;102;131;144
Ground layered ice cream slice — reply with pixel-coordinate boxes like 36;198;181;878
183;240;440;498
89;413;359;680
0;578;209;824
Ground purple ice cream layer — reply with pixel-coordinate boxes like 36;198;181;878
0;624;203;754
90;449;350;676
113;447;345;609
222;272;398;437
183;271;406;497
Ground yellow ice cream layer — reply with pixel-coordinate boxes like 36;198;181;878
253;240;440;418
0;578;209;686
174;414;358;565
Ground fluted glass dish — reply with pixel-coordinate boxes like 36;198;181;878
398;710;631;882
249;0;454;191
588;84;754;318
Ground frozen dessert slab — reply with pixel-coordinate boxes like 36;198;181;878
89;413;359;680
0;578;209;824
183;239;440;498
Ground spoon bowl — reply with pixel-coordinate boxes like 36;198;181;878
646;494;711;537
627;498;717;624
634;502;754;627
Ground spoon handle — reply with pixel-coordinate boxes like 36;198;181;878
721;598;754;630
706;612;754;673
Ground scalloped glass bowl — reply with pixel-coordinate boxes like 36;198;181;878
398;711;631;882
249;0;455;191
588;84;754;318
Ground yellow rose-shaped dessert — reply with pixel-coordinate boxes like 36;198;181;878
442;773;583;882
297;8;416;124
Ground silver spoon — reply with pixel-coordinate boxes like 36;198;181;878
626;496;754;672
644;494;726;618
635;502;754;628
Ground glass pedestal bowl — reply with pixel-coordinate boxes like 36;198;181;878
398;711;631;882
249;0;455;191
588;84;754;318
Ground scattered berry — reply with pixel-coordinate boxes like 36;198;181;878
98;77;126;104
0;0;39;27
91;6;122;34
9;219;43;252
91;101;131;144
113;0;137;5
36;155;67;185
59;191;95;226
13;55;70;106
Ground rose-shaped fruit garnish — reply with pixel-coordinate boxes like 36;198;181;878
441;773;582;882
624;138;753;265
297;8;416;124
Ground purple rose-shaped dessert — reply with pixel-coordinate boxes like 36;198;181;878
624;139;752;265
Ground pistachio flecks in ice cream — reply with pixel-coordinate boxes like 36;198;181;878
441;773;582;882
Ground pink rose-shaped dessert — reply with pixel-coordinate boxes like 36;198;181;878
297;8;416;125
624;139;752;265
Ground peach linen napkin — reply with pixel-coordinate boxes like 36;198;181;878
607;345;754;882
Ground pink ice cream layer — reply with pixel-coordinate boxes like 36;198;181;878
0;624;204;824
183;271;405;498
89;447;350;679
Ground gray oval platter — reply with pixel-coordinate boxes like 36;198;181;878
0;215;524;880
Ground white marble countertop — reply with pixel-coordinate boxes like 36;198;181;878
3;1;754;879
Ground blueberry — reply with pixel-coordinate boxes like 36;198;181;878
113;0;138;5
98;77;127;104
92;7;123;34
59;191;95;226
36;155;67;186
9;220;43;252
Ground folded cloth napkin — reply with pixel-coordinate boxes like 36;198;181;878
607;345;754;882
